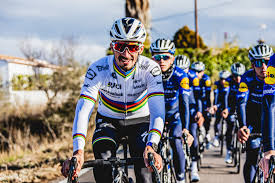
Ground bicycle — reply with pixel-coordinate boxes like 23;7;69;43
230;114;241;174
197;126;206;170
67;136;159;183
158;124;177;183
218;117;227;156
246;133;264;183
182;132;192;183
266;155;275;183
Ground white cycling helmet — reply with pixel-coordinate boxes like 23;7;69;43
150;38;176;55
174;55;190;70
191;61;205;72
231;62;245;76
219;70;231;79
110;17;147;43
248;43;273;61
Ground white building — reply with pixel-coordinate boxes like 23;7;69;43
0;54;59;106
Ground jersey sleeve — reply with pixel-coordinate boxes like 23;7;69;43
237;77;250;127
213;82;219;106
146;65;165;145
204;77;212;108
193;76;202;113
178;74;190;129
222;81;230;110
262;64;275;152
72;64;102;152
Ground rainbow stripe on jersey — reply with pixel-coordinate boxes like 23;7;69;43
73;133;86;141
99;91;148;113
80;94;96;103
113;60;136;78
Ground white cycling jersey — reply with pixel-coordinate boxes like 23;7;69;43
72;55;165;151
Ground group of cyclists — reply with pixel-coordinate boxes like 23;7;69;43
60;17;275;183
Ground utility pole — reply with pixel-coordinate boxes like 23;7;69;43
194;0;199;48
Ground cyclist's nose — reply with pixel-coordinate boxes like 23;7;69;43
121;47;132;57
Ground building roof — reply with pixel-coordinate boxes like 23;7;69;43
0;54;60;69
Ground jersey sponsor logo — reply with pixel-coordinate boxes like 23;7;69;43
174;70;183;77
107;82;122;89
205;80;211;87
85;68;97;80
139;64;149;70
157;81;162;85
150;66;161;77
265;66;275;85
263;87;275;95
193;78;200;86
111;72;117;79
239;82;248;92
83;84;90;88
180;77;190;89
213;84;217;90
223;81;229;88
96;65;109;72
133;83;145;89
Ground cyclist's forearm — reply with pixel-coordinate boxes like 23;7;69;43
147;95;165;144
180;93;190;129
238;99;247;127
72;98;95;152
262;95;275;152
206;90;211;108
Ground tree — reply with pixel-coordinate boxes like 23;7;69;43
125;0;151;47
173;25;207;49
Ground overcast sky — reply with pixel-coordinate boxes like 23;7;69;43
1;0;275;63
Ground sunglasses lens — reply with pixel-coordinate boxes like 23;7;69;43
153;55;171;61
127;44;141;52
153;55;161;61
113;42;140;53
113;43;125;52
163;55;170;60
254;59;269;67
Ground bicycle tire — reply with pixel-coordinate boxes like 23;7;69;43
220;119;224;156
253;166;264;183
118;174;130;183
232;131;238;167
236;145;241;174
160;163;174;183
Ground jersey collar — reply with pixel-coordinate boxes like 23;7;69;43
113;59;136;78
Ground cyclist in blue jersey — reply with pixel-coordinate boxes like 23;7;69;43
259;54;275;181
210;70;231;147
61;17;165;183
237;43;273;183
223;63;246;164
150;40;193;183
191;61;212;149
175;56;203;182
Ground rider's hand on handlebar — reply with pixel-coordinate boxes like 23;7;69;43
182;129;194;147
221;108;229;119
237;126;250;144
208;105;217;115
195;112;204;127
61;149;84;179
143;145;162;172
259;150;275;181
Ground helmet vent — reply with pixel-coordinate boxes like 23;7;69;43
115;24;121;35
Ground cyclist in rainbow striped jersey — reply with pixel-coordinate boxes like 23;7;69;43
61;17;165;183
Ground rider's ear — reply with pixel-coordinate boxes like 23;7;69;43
110;43;114;53
139;45;144;54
